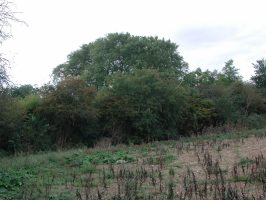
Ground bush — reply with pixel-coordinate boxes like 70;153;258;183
242;114;266;129
95;69;188;143
37;79;99;147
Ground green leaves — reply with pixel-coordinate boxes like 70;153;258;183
37;78;99;146
217;59;242;86
95;69;187;143
0;169;33;199
184;60;242;87
53;33;187;88
64;150;135;166
251;58;266;88
83;150;135;164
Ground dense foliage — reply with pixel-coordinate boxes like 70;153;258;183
53;33;188;87
251;59;266;88
95;69;188;144
1;33;266;153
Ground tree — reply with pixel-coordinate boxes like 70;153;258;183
251;59;266;88
53;33;188;87
0;58;8;88
184;68;218;87
197;84;237;124
0;0;20;87
0;0;18;42
38;78;98;146
53;44;91;81
229;82;266;116
95;69;188;143
0;89;26;152
11;84;37;98
217;59;242;85
182;94;216;134
0;0;20;150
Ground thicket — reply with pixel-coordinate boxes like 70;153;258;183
1;33;266;153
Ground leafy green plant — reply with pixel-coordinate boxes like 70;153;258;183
84;150;135;164
65;150;135;168
0;169;33;199
238;157;255;167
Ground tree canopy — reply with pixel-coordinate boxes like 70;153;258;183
217;59;242;85
53;33;188;87
251;59;266;88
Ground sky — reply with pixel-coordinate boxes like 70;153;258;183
2;0;266;86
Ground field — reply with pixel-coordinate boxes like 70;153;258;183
1;129;266;199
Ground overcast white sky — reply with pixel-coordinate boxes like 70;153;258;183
2;0;266;86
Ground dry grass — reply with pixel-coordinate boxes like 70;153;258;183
2;129;266;199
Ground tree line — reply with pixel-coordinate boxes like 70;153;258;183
1;33;266;153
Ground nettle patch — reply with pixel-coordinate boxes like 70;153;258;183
65;150;136;166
